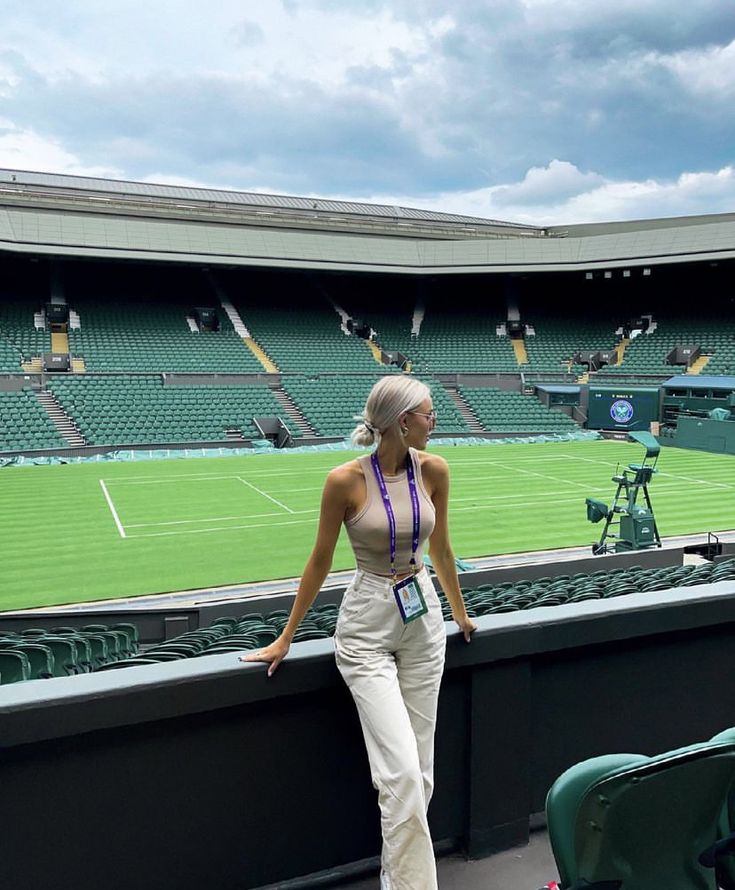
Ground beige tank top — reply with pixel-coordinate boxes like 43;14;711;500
345;448;436;576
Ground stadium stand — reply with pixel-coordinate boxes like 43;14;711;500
233;289;381;374
66;297;262;373
81;557;735;676
601;316;735;378
3;172;735;890
458;385;579;433
0;623;138;682
281;374;469;437
523;316;618;375
0;388;67;450
393;309;517;373
46;375;292;444
0;298;51;370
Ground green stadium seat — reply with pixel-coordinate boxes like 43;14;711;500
546;740;735;890
0;650;32;683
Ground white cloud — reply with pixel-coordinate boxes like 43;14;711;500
0;125;121;177
646;38;735;97
345;161;735;225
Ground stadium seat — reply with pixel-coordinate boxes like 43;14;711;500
0;650;32;683
545;741;735;890
708;728;735;890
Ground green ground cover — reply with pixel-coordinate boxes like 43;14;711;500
1;439;733;611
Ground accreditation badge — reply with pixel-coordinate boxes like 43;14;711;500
393;574;429;624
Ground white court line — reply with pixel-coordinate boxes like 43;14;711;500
237;476;294;513
99;479;126;539
129;483;690;533
108;475;236;485
489;461;593;491
127;515;314;538
126;508;317;529
562;454;735;489
126;493;599;539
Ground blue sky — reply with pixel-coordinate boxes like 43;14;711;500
0;0;734;224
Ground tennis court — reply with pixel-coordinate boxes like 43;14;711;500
1;438;733;610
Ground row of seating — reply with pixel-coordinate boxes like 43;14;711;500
67;298;264;373
0;388;67;451
235;296;382;374
2;292;734;376
0;624;139;683
93;558;735;673
34;375;581;448
0;299;50;371
459;385;579;433
47;376;293;444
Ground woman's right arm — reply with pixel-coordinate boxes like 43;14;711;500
240;466;351;676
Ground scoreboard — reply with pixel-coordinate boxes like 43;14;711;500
587;386;660;431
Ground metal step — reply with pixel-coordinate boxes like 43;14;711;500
35;391;86;447
443;386;485;433
271;388;316;436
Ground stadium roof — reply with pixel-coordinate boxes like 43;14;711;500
0;167;734;274
0;168;543;240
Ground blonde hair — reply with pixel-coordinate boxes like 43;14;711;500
351;376;431;447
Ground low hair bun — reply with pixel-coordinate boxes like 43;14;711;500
350;417;378;447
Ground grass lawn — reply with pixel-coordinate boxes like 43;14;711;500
1;439;733;611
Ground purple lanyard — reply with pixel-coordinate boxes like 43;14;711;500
370;451;421;579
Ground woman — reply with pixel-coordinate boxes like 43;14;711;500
243;376;476;889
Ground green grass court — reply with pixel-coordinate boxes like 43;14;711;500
1;439;734;611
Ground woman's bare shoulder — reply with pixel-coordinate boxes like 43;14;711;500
417;451;449;475
326;458;365;488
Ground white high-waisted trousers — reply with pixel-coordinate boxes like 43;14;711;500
335;567;447;890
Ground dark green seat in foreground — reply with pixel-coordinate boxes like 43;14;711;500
709;728;735;890
545;738;735;889
0;650;31;684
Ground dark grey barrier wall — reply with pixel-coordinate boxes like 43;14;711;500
2;580;735;890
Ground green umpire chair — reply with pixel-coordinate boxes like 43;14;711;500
544;739;735;889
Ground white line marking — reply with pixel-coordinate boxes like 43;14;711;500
127;515;313;538
562;454;735;489
107;475;236;485
237;476;294;513
99;479;126;539
126;508;317;528
489;461;593;491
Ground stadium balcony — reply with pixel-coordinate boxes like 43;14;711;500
1;544;735;889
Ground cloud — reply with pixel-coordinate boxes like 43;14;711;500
646;38;735;97
231;20;265;48
490;160;606;208
0;124;121;177
346;161;735;225
0;2;733;221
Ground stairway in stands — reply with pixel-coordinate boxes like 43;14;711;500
220;298;279;372
35;390;86;446
271;387;316;436
443;384;485;433
614;337;630;365
687;354;711;375
511;338;529;366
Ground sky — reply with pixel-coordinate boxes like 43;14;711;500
0;0;734;225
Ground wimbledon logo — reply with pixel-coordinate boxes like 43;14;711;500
610;399;635;424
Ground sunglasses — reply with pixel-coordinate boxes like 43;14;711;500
408;409;437;423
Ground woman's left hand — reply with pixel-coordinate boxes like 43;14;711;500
454;613;477;643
